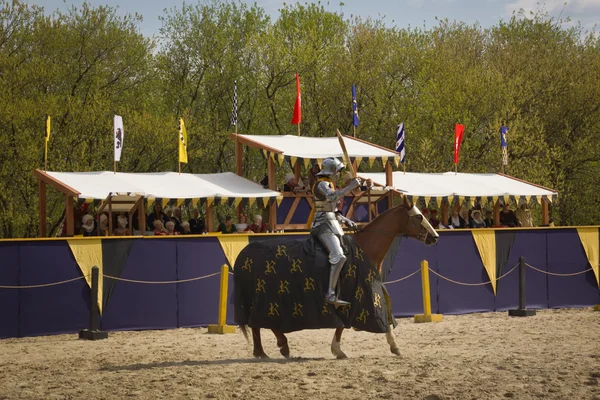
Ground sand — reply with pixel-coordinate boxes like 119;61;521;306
1;308;599;400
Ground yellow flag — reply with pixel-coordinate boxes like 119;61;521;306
45;115;51;142
179;118;188;163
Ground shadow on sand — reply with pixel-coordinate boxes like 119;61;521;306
100;356;329;371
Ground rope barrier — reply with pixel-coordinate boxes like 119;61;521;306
0;275;88;289
384;268;421;285
525;263;593;277
103;271;220;284
427;262;519;287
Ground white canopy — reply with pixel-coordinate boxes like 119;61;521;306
45;171;282;200
235;134;399;161
359;171;557;201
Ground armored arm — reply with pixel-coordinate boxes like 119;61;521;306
323;178;361;202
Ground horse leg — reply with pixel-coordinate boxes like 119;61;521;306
386;326;401;356
272;329;290;358
251;327;269;358
331;327;348;359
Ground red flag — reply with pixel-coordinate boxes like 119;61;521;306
454;123;465;164
291;72;301;124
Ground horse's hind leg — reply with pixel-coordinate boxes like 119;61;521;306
331;327;348;359
272;329;290;358
251;327;269;358
386;326;401;356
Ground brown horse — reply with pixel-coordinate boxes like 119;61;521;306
237;195;438;358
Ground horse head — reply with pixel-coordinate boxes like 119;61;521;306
401;195;439;245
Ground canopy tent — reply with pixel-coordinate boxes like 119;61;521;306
34;169;282;237
359;171;558;225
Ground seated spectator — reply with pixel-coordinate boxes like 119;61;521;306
450;211;462;229
459;207;470;228
113;213;130;236
235;214;251;232
500;203;520;227
217;216;236;234
249;214;268;233
164;207;174;221
515;204;534;227
98;213;109;236
147;204;169;231
283;173;301;193
483;210;494;228
429;209;440;229
171;207;184;233
81;214;97;237
308;164;320;190
188;209;205;234
165;220;181;235
260;174;269;189
153;220;168;236
470;210;487;228
181;221;192;234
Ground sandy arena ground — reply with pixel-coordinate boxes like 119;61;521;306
1;308;599;400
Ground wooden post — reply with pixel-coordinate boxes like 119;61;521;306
66;195;74;236
39;180;47;237
78;266;108;340
207;264;236;334
138;198;146;234
441;201;449;226
206;203;214;232
294;159;301;183
414;260;442;323
268;156;277;231
107;195;113;236
385;160;393;214
542;198;549;225
493;200;501;227
235;138;243;177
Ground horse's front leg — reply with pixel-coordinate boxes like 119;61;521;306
386;326;401;356
331;327;348;359
272;329;290;358
252;327;269;358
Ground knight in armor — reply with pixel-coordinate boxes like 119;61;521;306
310;157;361;307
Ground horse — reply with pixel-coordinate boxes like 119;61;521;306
233;194;438;359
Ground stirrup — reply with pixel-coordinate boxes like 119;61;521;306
325;294;350;307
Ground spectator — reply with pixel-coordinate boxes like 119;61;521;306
235;214;251;232
459;207;470;228
260;174;269;189
429;209;440;229
81;214;97;237
308;164;320;190
165;220;181;235
470;210;487;228
483;210;494;228
217;216;236;234
171;207;184;233
450;210;462;229
113;213;130;236
500;203;520;227
249;214;267;233
515;204;534;227
181;221;192;234
147;204;168;231
188;209;205;234
164;207;174;220
283;173;301;192
153;220;167;236
98;213;109;236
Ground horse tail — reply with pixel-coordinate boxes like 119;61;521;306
239;325;250;342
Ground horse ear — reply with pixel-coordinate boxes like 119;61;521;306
402;194;411;208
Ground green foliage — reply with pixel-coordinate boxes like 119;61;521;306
1;1;599;237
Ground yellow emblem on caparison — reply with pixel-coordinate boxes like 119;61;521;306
278;280;290;294
268;302;280;316
374;293;381;308
321;304;331;315
265;260;276;275
366;270;376;283
275;245;288;258
290;258;303;273
293;302;304;318
355;248;364;261
242;257;253;272
355;286;364;302
256;279;266;293
304;277;316;292
356;309;369;324
345;264;356;279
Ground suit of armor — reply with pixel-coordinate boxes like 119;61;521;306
310;158;360;306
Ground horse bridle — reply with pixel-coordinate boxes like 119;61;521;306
351;204;431;241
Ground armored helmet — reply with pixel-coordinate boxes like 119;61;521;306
316;157;345;176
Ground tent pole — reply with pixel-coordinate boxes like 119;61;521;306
39;179;47;237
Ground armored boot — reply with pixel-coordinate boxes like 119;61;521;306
325;256;349;307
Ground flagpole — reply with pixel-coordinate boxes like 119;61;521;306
297;123;300;137
114;160;116;175
44;143;48;172
403;162;406;175
455;163;457;175
353;126;356;138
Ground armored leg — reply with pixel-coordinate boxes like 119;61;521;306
318;232;349;307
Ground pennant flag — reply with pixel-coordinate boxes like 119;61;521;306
179;118;188;163
395;123;405;163
231;81;238;126
352;84;359;127
291;72;301;125
114;115;124;162
454;124;465;164
500;125;508;166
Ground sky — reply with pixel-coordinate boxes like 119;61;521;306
29;0;600;38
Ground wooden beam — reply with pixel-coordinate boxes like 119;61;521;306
441;201;449;226
235;139;243;176
33;169;80;197
283;196;301;225
66;195;74;236
385;161;393;187
229;133;283;155
39;180;46;237
267;156;276;190
542;198;549;225
108;195;113;236
138;197;146;234
206;203;214;232
493;200;501;227
269;199;277;232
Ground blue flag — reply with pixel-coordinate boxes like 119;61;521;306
352;84;359;127
396;123;405;163
500;126;508;166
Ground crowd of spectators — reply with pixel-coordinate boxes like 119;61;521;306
426;202;536;229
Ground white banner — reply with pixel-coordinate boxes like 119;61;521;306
114;115;124;162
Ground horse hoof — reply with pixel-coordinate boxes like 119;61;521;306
336;353;348;360
254;352;269;359
280;347;290;358
391;347;401;356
